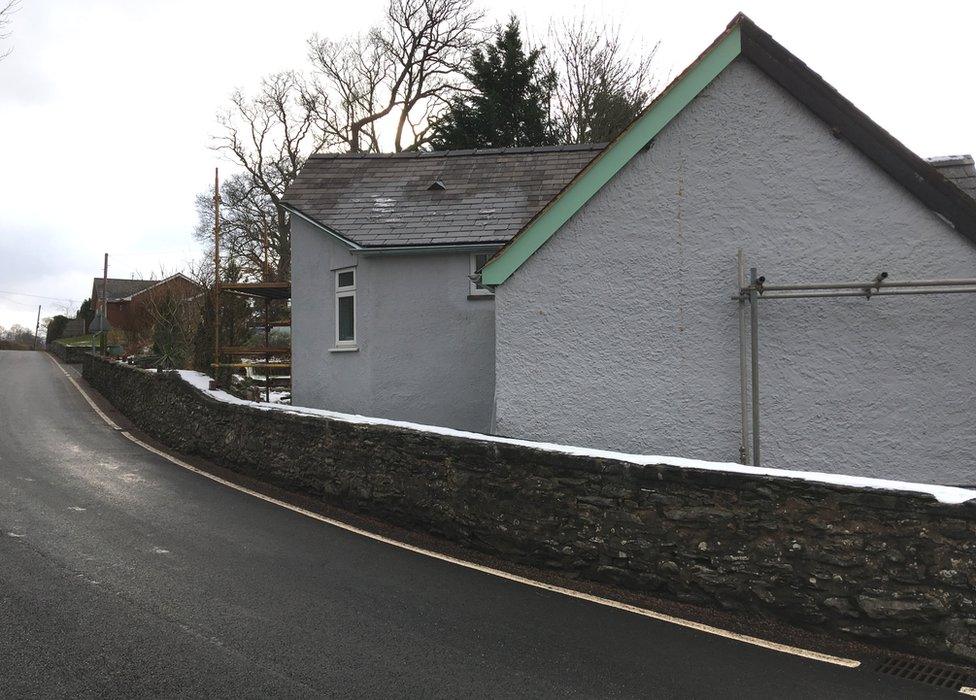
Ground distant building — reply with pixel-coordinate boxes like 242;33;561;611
89;274;201;333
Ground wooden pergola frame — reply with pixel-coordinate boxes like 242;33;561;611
212;168;292;401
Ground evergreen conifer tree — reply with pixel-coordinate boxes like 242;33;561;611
431;18;555;149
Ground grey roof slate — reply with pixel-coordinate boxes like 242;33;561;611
92;277;156;301
928;155;976;200
282;145;605;247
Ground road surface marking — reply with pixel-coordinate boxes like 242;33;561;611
48;354;861;669
960;687;976;696
45;355;121;429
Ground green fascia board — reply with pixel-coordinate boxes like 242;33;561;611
481;27;742;286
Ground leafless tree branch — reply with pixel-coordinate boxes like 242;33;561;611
211;72;325;280
0;0;22;61
546;17;661;144
308;0;482;153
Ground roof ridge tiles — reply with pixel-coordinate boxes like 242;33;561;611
308;143;608;160
927;154;974;165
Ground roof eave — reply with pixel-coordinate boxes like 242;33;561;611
281;202;363;250
354;242;505;256
284;201;509;253
121;273;203;301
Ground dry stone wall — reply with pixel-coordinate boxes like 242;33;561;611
50;343;88;364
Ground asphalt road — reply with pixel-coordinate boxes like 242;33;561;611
0;350;960;698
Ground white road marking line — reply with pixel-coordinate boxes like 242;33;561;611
960;687;976;696
153;547;170;555
48;353;861;669
45;354;121;429
68;506;87;511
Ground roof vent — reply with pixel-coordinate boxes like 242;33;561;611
428;180;446;191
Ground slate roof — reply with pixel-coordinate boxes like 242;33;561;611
92;277;156;302
282;145;605;247
928;155;976;199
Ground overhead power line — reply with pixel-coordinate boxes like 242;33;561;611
0;290;82;303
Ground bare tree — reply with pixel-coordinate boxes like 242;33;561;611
213;72;325;280
141;284;205;369
308;0;482;153
384;0;484;151
0;0;20;61
193;172;282;282
547;18;661;144
0;323;36;350
205;0;482;294
307;31;387;153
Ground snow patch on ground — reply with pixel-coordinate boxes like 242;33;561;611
267;390;290;405
171;369;976;506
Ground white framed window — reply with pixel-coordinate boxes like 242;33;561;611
469;253;494;297
334;267;357;348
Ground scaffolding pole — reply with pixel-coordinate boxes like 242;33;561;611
754;286;976;300
736;251;750;465
263;219;271;403
212;168;221;386
757;276;976;293
748;267;761;467
735;268;976;468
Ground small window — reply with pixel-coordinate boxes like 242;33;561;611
469;253;494;297
335;267;356;347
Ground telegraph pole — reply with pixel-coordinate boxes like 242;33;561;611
100;253;109;354
32;305;41;350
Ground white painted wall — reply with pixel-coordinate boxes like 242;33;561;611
494;58;976;484
291;217;496;432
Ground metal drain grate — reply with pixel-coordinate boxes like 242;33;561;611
875;656;972;690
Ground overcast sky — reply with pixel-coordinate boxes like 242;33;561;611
1;0;973;330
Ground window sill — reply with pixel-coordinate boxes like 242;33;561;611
467;294;495;301
329;346;359;353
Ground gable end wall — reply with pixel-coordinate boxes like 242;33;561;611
494;58;976;484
